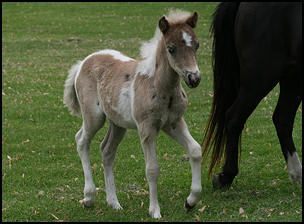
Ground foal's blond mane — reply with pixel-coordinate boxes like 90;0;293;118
136;9;192;77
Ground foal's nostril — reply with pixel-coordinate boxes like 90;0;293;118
188;74;192;81
188;73;199;83
196;73;201;83
184;70;201;88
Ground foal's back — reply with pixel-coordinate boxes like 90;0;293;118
75;50;139;129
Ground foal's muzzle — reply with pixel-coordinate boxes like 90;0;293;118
183;70;201;88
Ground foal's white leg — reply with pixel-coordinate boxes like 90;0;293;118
100;122;126;210
76;112;105;207
138;123;161;219
163;118;202;209
76;127;96;207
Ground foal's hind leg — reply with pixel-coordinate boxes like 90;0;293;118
76;103;106;207
100;121;126;209
273;78;302;185
163;118;202;211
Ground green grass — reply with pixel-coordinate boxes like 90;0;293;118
2;2;302;222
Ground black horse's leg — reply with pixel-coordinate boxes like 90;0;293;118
212;87;263;188
213;72;279;188
273;77;302;185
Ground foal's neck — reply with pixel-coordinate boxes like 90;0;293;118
153;39;180;93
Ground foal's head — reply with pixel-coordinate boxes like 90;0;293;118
159;12;201;88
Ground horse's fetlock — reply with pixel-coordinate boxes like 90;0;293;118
191;186;202;196
84;184;96;196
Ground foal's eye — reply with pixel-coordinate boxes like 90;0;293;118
167;46;175;54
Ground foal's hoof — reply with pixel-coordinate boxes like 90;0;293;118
81;198;94;208
289;172;302;186
212;174;232;189
108;201;123;210
149;206;162;219
184;200;196;212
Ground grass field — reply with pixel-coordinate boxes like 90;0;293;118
2;2;302;222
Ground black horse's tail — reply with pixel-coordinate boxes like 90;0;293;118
202;2;241;178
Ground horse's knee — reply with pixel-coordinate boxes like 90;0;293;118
76;136;88;150
75;127;89;144
146;164;160;182
189;142;202;162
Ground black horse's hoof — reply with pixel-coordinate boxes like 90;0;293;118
184;200;196;212
212;174;222;189
212;173;233;189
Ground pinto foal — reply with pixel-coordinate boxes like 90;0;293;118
63;10;202;218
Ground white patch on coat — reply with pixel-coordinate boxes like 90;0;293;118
182;30;192;47
98;49;135;62
106;96;111;104
287;152;302;184
136;28;162;78
111;87;137;129
129;73;139;128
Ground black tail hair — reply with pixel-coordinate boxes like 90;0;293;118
202;2;241;178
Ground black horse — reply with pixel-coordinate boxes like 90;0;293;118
202;2;302;188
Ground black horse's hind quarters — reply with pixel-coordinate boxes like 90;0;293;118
202;2;302;188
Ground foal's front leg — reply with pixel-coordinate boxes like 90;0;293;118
163;118;202;210
138;123;161;219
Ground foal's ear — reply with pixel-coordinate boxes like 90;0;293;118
186;11;198;28
159;16;170;35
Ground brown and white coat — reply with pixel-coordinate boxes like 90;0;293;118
63;9;202;219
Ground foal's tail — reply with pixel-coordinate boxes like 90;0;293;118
63;61;82;117
202;2;241;178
